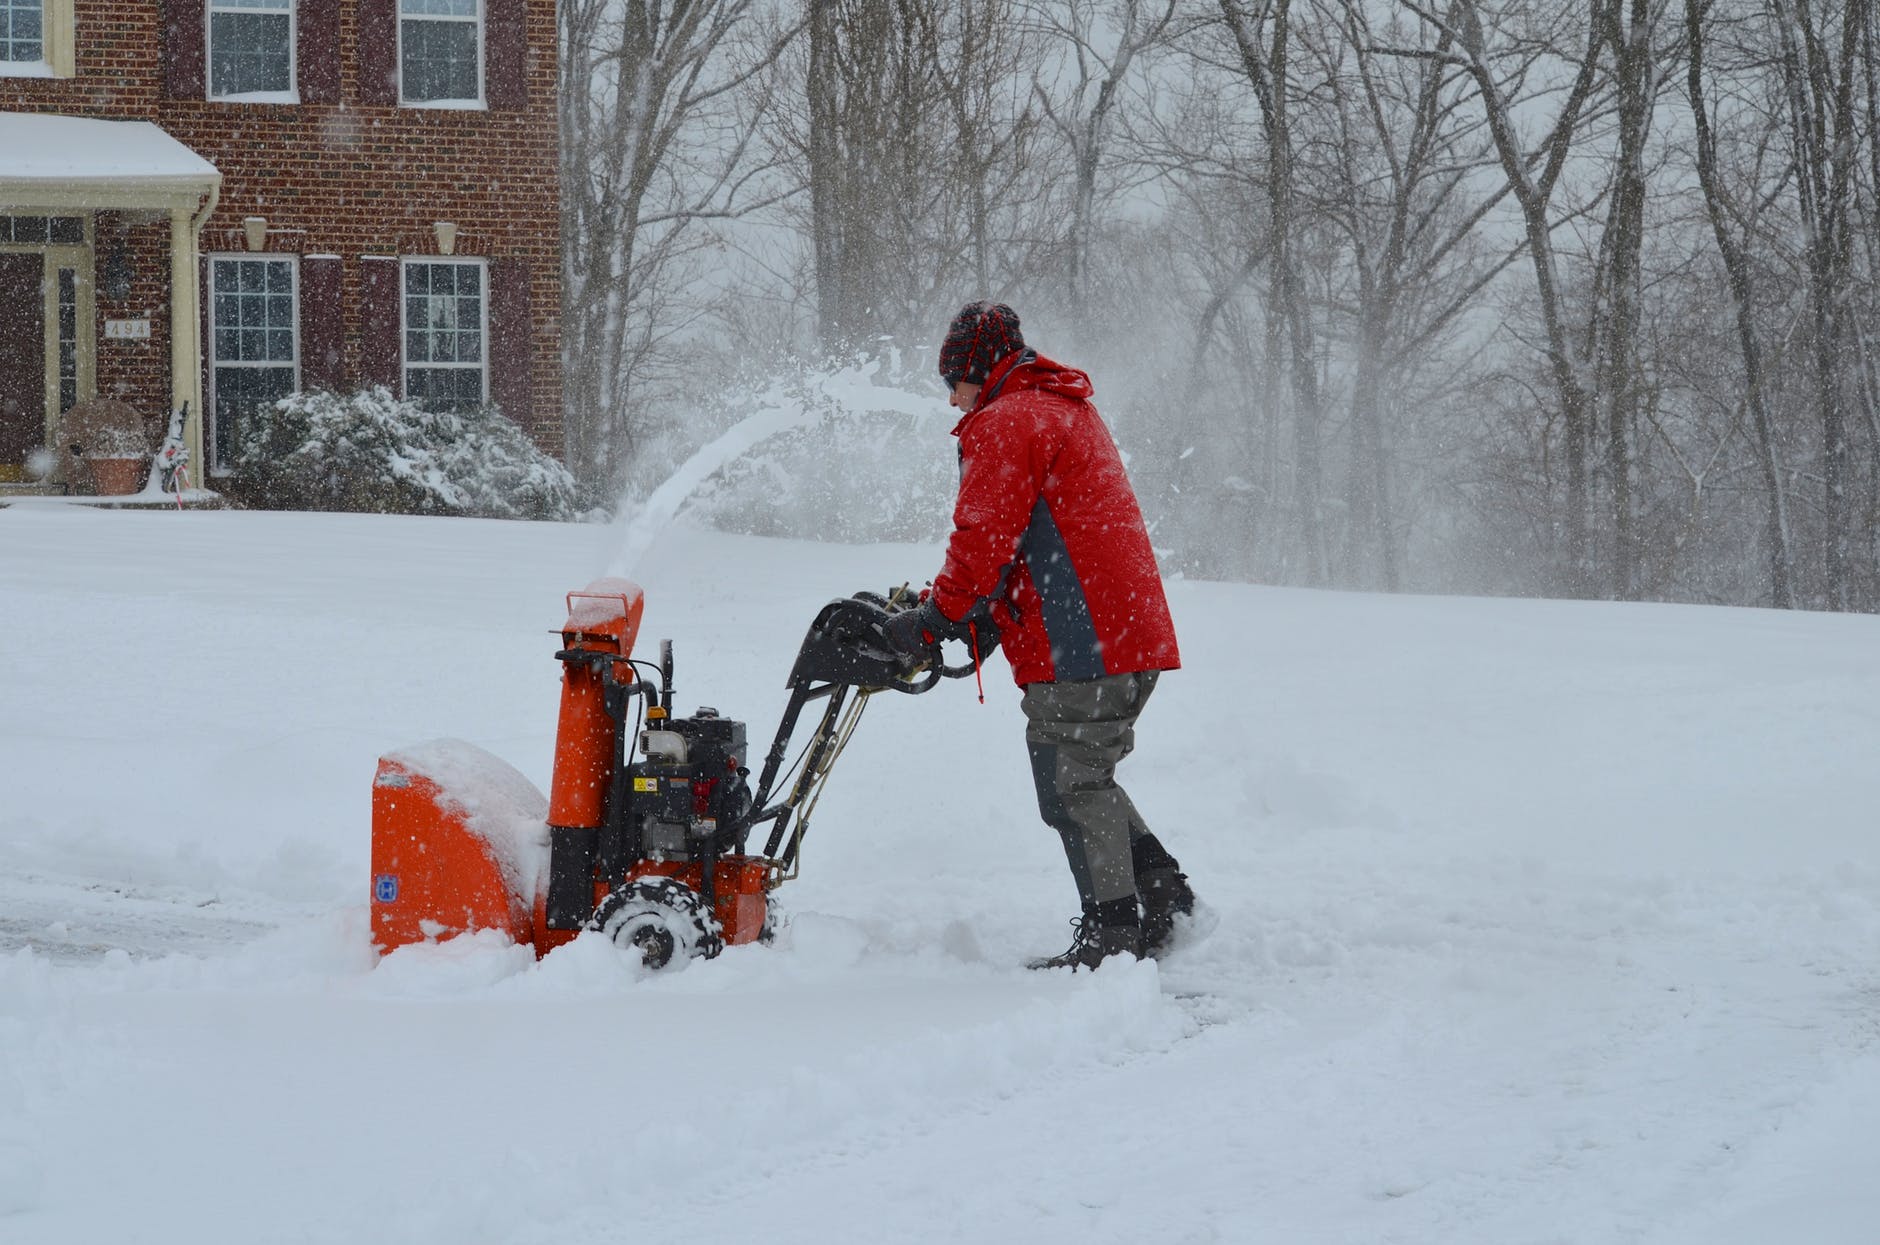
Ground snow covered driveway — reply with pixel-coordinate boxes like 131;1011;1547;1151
3;504;1878;1243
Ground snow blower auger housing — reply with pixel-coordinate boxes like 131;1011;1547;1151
370;580;971;969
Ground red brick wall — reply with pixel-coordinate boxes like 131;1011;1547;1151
1;0;563;456
90;213;173;430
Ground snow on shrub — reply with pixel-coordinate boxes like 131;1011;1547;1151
227;387;589;520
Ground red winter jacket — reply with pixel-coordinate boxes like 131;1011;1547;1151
929;350;1180;687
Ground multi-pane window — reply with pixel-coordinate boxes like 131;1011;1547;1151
210;257;297;471
399;0;479;104
57;268;77;415
0;0;42;64
403;260;485;411
0;216;82;244
0;0;41;63
208;0;294;98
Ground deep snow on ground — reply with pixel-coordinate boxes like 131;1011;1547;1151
2;502;1879;1245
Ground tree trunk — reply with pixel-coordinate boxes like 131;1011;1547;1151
1684;0;1793;607
1449;0;1604;595
1773;0;1861;608
1595;0;1654;600
1222;0;1327;583
807;0;853;356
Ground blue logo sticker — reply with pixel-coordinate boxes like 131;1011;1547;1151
374;874;399;903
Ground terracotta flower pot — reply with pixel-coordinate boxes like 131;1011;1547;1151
86;455;147;496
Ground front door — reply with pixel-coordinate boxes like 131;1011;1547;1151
0;253;45;478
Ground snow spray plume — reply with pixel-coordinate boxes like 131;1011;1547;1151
602;360;946;580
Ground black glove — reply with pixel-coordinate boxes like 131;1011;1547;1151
884;598;961;660
964;606;1001;657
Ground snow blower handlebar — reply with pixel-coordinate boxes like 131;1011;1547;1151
781;594;974;692
746;595;975;873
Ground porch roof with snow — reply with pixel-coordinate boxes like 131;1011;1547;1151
0;110;220;492
0;111;220;210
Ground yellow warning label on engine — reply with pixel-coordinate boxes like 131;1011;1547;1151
633;777;659;792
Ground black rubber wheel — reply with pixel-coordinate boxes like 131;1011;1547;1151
589;877;722;969
758;895;784;945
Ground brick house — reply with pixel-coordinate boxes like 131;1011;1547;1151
0;0;560;489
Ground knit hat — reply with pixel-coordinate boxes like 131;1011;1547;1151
938;301;1024;387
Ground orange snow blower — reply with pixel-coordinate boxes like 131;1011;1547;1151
370;580;972;969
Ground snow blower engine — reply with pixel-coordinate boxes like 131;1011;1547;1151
369;580;972;969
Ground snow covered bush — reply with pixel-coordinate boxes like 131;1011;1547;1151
227;387;591;520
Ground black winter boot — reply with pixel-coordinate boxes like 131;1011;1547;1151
1027;916;1143;971
1138;867;1196;958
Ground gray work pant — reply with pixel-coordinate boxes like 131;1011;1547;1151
1022;670;1161;913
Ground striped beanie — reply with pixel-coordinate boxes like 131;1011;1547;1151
938;301;1024;387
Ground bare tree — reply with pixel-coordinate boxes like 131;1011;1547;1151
917;1;1048;298
1857;0;1880;591
803;0;1040;359
1401;0;1609;594
1684;0;1794;606
1029;0;1179;331
1314;0;1522;588
1770;0;1865;608
559;0;796;490
1587;0;1659;598
1221;0;1332;583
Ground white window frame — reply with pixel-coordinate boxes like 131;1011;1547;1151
207;253;301;476
400;256;489;407
205;0;298;103
396;0;484;110
0;0;72;77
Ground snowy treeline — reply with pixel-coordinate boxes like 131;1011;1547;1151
559;0;1880;612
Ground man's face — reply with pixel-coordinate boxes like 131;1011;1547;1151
948;379;982;410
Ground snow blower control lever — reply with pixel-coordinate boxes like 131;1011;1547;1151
369;581;974;970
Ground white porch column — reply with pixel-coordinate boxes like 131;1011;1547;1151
170;204;204;481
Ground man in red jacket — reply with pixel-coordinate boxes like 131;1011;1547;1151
886;301;1196;970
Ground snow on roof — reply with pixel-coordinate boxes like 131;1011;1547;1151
0;111;220;189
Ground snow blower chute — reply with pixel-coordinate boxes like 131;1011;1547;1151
370;580;971;968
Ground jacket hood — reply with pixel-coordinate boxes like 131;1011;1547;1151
951;351;1094;435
